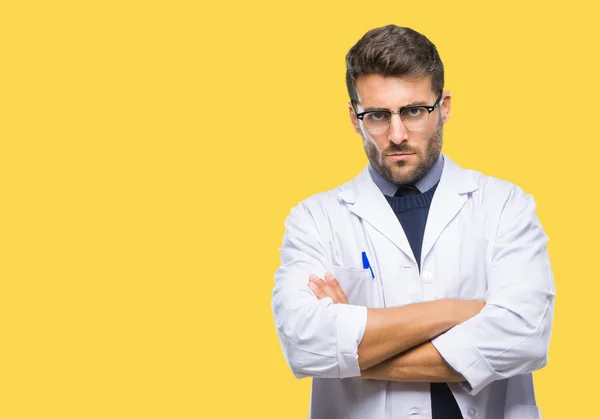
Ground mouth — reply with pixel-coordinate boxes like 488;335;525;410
387;153;415;161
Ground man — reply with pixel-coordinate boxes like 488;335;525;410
272;25;554;419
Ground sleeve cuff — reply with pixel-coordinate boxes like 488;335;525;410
432;326;498;395
335;304;367;378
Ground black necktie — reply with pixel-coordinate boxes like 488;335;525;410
394;184;420;197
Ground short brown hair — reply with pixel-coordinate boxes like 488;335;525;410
345;25;444;103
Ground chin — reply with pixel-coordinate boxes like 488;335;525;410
388;160;412;172
389;169;413;183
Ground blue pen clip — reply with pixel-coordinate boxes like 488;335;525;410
362;251;375;279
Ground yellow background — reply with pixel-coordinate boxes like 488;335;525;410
0;0;597;417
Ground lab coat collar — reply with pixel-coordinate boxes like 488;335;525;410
338;154;479;265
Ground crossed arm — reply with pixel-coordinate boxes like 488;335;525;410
274;191;554;390
308;273;485;382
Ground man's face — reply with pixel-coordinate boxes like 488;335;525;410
350;74;451;185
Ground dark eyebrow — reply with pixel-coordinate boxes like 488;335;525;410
405;101;430;106
362;101;432;112
363;107;391;112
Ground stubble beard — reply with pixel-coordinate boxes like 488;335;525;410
363;120;443;185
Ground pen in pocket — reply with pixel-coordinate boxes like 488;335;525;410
362;251;375;279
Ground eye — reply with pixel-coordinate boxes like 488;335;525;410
403;107;424;118
365;111;389;121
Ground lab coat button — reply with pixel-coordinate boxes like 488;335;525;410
467;407;477;418
409;407;420;415
421;270;434;283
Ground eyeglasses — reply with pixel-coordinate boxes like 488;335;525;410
354;91;443;134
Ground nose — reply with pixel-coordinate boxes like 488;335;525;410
388;113;408;144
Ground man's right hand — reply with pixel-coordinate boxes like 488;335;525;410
306;271;486;370
307;273;486;321
308;273;348;304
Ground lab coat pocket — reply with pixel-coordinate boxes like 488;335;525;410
331;265;374;307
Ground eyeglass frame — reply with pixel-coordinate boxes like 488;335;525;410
353;91;444;133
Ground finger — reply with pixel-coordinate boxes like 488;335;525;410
325;273;348;304
309;276;338;302
312;277;337;300
308;279;328;300
308;275;333;298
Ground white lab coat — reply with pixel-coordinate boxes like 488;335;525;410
272;155;555;419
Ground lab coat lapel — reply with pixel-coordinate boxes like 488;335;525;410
339;167;416;264
421;156;479;265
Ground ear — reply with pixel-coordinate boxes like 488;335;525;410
348;102;361;135
440;91;452;125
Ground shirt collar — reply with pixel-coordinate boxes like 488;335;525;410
368;154;445;197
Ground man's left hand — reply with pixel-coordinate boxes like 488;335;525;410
308;273;349;304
